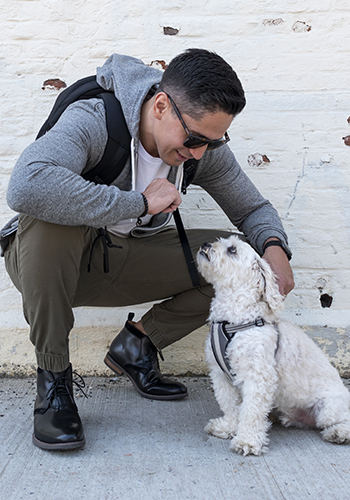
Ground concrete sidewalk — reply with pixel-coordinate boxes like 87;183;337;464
1;376;350;500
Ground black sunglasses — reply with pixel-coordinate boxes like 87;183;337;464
164;92;230;151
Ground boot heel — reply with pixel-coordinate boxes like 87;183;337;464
104;353;123;375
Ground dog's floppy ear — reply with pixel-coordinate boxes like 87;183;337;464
255;257;284;313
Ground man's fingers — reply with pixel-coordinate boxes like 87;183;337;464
143;178;182;215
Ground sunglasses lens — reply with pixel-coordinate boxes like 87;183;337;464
207;133;230;150
183;136;208;149
206;141;223;150
183;134;229;151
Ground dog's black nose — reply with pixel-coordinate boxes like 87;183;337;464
199;242;212;261
201;242;212;251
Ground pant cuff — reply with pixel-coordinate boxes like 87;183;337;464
141;311;169;351
36;350;70;372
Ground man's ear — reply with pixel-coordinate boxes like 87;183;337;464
153;92;169;120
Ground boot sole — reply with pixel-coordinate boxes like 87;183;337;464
32;434;85;451
104;352;188;401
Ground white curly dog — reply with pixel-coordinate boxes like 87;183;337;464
197;235;350;456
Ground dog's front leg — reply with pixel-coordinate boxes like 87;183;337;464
205;337;241;439
230;346;278;456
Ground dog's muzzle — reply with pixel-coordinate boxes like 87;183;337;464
199;242;212;261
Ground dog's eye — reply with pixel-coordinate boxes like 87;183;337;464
227;246;237;255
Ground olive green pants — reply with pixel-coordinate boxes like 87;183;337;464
5;214;234;372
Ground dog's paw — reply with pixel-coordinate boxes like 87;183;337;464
321;422;350;444
230;435;268;456
205;417;237;439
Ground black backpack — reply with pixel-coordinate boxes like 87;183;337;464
2;75;200;285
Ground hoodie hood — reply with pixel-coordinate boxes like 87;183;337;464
96;54;163;138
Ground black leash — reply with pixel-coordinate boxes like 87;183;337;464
173;208;201;288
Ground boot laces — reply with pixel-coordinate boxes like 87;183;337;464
38;372;88;414
148;351;159;368
147;348;165;370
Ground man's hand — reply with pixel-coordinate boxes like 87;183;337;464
262;243;295;297
142;178;182;215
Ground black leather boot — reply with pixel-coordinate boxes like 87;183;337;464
33;364;86;450
104;314;187;400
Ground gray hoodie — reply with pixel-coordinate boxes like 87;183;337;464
6;53;288;255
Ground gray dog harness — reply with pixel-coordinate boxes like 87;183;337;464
210;318;268;383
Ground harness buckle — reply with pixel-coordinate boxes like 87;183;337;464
255;317;265;327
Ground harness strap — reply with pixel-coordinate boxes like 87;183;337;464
210;318;279;383
210;322;235;382
222;317;265;338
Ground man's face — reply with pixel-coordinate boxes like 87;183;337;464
152;94;233;167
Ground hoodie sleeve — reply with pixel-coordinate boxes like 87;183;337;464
192;146;289;255
6;99;145;227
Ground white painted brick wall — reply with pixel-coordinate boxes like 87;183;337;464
1;0;350;331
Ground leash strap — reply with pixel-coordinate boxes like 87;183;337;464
173;208;201;288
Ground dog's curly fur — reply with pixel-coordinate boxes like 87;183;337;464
197;235;350;456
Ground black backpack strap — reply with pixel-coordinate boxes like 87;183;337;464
36;75;131;186
182;159;199;194
82;93;131;185
36;76;104;139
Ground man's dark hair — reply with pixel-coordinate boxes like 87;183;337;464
158;48;246;119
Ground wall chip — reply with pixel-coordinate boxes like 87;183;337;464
292;21;312;32
247;153;270;168
262;18;284;26
342;135;350;146
320;293;333;308
42;79;67;91
163;26;179;36
149;60;168;70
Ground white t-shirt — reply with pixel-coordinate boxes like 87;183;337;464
107;142;171;237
